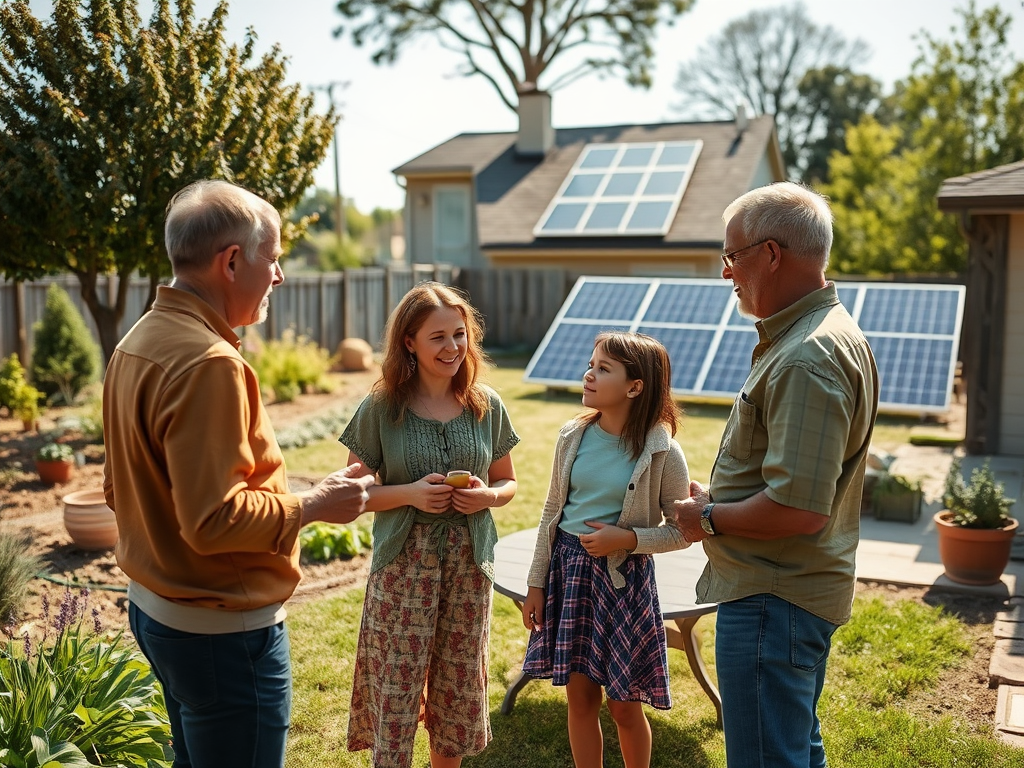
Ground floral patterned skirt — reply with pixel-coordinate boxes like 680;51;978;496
347;522;491;768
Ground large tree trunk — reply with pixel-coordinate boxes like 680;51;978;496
76;269;132;368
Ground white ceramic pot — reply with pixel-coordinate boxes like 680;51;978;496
62;489;118;551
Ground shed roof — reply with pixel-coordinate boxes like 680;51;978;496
937;160;1024;211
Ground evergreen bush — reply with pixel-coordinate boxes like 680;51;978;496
31;284;101;405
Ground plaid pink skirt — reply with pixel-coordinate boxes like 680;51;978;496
522;529;671;709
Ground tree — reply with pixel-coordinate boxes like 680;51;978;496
824;1;1024;275
672;2;874;181
334;0;693;111
0;0;335;363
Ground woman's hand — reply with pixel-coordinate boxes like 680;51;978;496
449;475;498;515
578;521;637;557
411;473;454;514
522;586;545;631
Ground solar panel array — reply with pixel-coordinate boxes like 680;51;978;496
524;276;966;414
533;141;702;237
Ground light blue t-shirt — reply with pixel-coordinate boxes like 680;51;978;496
558;421;638;536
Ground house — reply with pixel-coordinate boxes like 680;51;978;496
937;160;1024;456
392;90;786;277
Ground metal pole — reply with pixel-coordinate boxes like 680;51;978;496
312;81;349;251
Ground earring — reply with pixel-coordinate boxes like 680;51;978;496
407;351;418;374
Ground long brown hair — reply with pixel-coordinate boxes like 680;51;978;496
372;281;490;422
580;331;681;460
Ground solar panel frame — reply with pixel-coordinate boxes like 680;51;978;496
523;276;966;415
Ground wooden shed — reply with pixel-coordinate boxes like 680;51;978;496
938;161;1024;456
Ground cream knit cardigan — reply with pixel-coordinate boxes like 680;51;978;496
527;418;691;590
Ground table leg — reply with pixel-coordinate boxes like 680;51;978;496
665;615;723;728
500;596;536;716
500;669;535;715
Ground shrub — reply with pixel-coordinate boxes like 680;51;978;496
243;327;332;403
0;532;42;626
0;353;29;414
31;284;101;405
0;590;172;767
11;380;44;426
300;521;372;562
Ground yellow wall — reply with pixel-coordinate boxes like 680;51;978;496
1000;212;1024;455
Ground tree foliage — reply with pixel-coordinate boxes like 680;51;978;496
672;2;874;181
0;0;335;363
824;1;1024;275
334;0;693;111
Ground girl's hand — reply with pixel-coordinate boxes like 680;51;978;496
449;475;497;515
522;587;545;631
579;521;638;557
412;473;454;514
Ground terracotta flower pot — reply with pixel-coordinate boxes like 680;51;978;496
933;510;1019;586
36;458;74;485
62;489;119;551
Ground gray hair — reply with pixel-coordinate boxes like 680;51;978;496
164;180;280;272
723;182;833;270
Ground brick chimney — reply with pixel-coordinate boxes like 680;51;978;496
516;83;553;157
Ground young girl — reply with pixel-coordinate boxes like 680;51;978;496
340;281;519;768
521;331;689;768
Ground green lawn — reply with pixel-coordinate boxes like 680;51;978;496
282;359;1021;767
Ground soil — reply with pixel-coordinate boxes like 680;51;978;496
0;375;1001;730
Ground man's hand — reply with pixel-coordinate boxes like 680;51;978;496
673;480;710;542
299;464;375;526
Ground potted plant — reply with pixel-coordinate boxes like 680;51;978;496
934;457;1018;585
35;441;75;485
872;472;923;523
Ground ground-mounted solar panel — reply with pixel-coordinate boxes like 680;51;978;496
523;276;966;415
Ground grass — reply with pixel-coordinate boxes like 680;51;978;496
283;359;1021;767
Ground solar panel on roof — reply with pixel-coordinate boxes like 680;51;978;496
523;276;966;415
534;141;702;237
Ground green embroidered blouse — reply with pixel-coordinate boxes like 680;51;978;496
339;386;520;580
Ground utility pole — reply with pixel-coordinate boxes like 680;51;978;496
311;81;349;249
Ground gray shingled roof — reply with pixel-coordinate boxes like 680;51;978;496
937;160;1024;211
393;116;782;250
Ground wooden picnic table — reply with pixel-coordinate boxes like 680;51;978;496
491;527;722;727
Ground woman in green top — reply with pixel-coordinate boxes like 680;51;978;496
340;282;520;768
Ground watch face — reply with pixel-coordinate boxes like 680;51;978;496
700;517;714;535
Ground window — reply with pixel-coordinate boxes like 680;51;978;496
433;185;472;265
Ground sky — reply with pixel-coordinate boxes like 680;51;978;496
23;0;1024;213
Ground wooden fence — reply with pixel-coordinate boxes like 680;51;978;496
0;265;577;367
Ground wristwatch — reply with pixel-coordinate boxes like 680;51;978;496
700;503;717;536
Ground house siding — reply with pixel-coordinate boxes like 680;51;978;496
1000;212;1024;454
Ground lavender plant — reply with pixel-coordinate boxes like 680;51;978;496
0;589;172;767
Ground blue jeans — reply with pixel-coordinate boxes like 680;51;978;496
715;594;838;768
129;603;292;768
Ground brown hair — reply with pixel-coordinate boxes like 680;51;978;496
580;331;681;460
373;281;490;422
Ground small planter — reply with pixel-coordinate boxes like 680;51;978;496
36;458;74;485
62;489;119;550
934;510;1018;586
873;489;923;523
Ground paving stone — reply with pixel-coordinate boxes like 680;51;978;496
996;686;1024;747
990;639;1024;686
996;598;1024;623
994;618;1024;639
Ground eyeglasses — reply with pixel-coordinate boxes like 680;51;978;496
721;238;772;269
